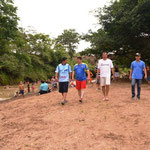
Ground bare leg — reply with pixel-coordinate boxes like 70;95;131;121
102;86;106;100
106;85;110;100
81;89;84;100
62;93;67;101
78;90;81;99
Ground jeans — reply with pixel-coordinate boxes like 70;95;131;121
131;78;142;98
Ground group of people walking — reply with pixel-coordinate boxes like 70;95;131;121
55;52;149;105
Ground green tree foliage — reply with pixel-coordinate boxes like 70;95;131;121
56;29;80;58
83;0;150;66
0;0;19;53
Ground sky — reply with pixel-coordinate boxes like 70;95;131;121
14;0;110;51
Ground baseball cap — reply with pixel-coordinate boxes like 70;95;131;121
135;53;141;56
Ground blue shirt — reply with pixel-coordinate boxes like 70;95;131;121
40;83;49;91
55;64;72;82
131;60;146;79
73;63;89;81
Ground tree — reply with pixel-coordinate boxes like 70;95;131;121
84;0;150;66
0;0;19;53
56;29;80;58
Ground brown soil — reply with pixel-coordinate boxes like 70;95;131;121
0;83;150;150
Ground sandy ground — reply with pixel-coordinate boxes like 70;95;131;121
0;82;150;150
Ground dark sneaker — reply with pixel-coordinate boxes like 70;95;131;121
137;97;140;100
132;96;135;100
61;100;67;105
79;100;83;103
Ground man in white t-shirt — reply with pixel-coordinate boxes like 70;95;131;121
97;52;115;101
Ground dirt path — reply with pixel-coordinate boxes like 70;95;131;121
0;83;150;150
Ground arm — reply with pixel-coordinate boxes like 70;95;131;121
55;72;59;82
129;69;133;80
97;69;100;79
55;66;59;82
69;65;72;81
111;68;115;80
144;68;147;80
87;70;90;81
72;71;75;80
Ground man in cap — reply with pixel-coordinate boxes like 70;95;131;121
129;53;147;100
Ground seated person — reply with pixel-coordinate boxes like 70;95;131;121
39;81;50;95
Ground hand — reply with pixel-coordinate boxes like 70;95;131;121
69;78;72;82
55;77;58;82
129;76;132;80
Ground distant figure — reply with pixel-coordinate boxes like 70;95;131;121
129;53;147;100
97;52;115;101
146;66;150;87
51;76;57;91
72;57;90;103
27;81;30;93
55;57;72;105
115;65;120;81
39;81;49;95
19;81;25;98
89;71;93;83
32;83;35;93
14;91;19;97
95;66;100;90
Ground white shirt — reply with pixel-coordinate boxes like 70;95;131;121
98;59;114;77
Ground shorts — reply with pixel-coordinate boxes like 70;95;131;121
100;77;111;86
59;82;69;93
19;90;24;95
115;72;120;78
147;77;150;81
76;80;86;90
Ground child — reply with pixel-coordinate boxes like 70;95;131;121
27;81;30;93
19;81;25;98
32;83;35;93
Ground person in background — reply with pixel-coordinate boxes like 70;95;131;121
39;81;49;95
89;71;93;83
27;81;30;93
14;91;19;97
114;65;120;81
19;81;25;98
72;57;90;103
129;53;147;100
51;76;56;91
95;65;100;90
32;83;35;93
146;66;150;87
55;57;72;105
97;52;115;101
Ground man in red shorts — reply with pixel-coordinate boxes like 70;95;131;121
72;57;90;103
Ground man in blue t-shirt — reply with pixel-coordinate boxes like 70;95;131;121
129;53;147;99
55;57;72;105
72;57;90;103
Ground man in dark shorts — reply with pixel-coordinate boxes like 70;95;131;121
19;81;25;98
55;57;72;105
